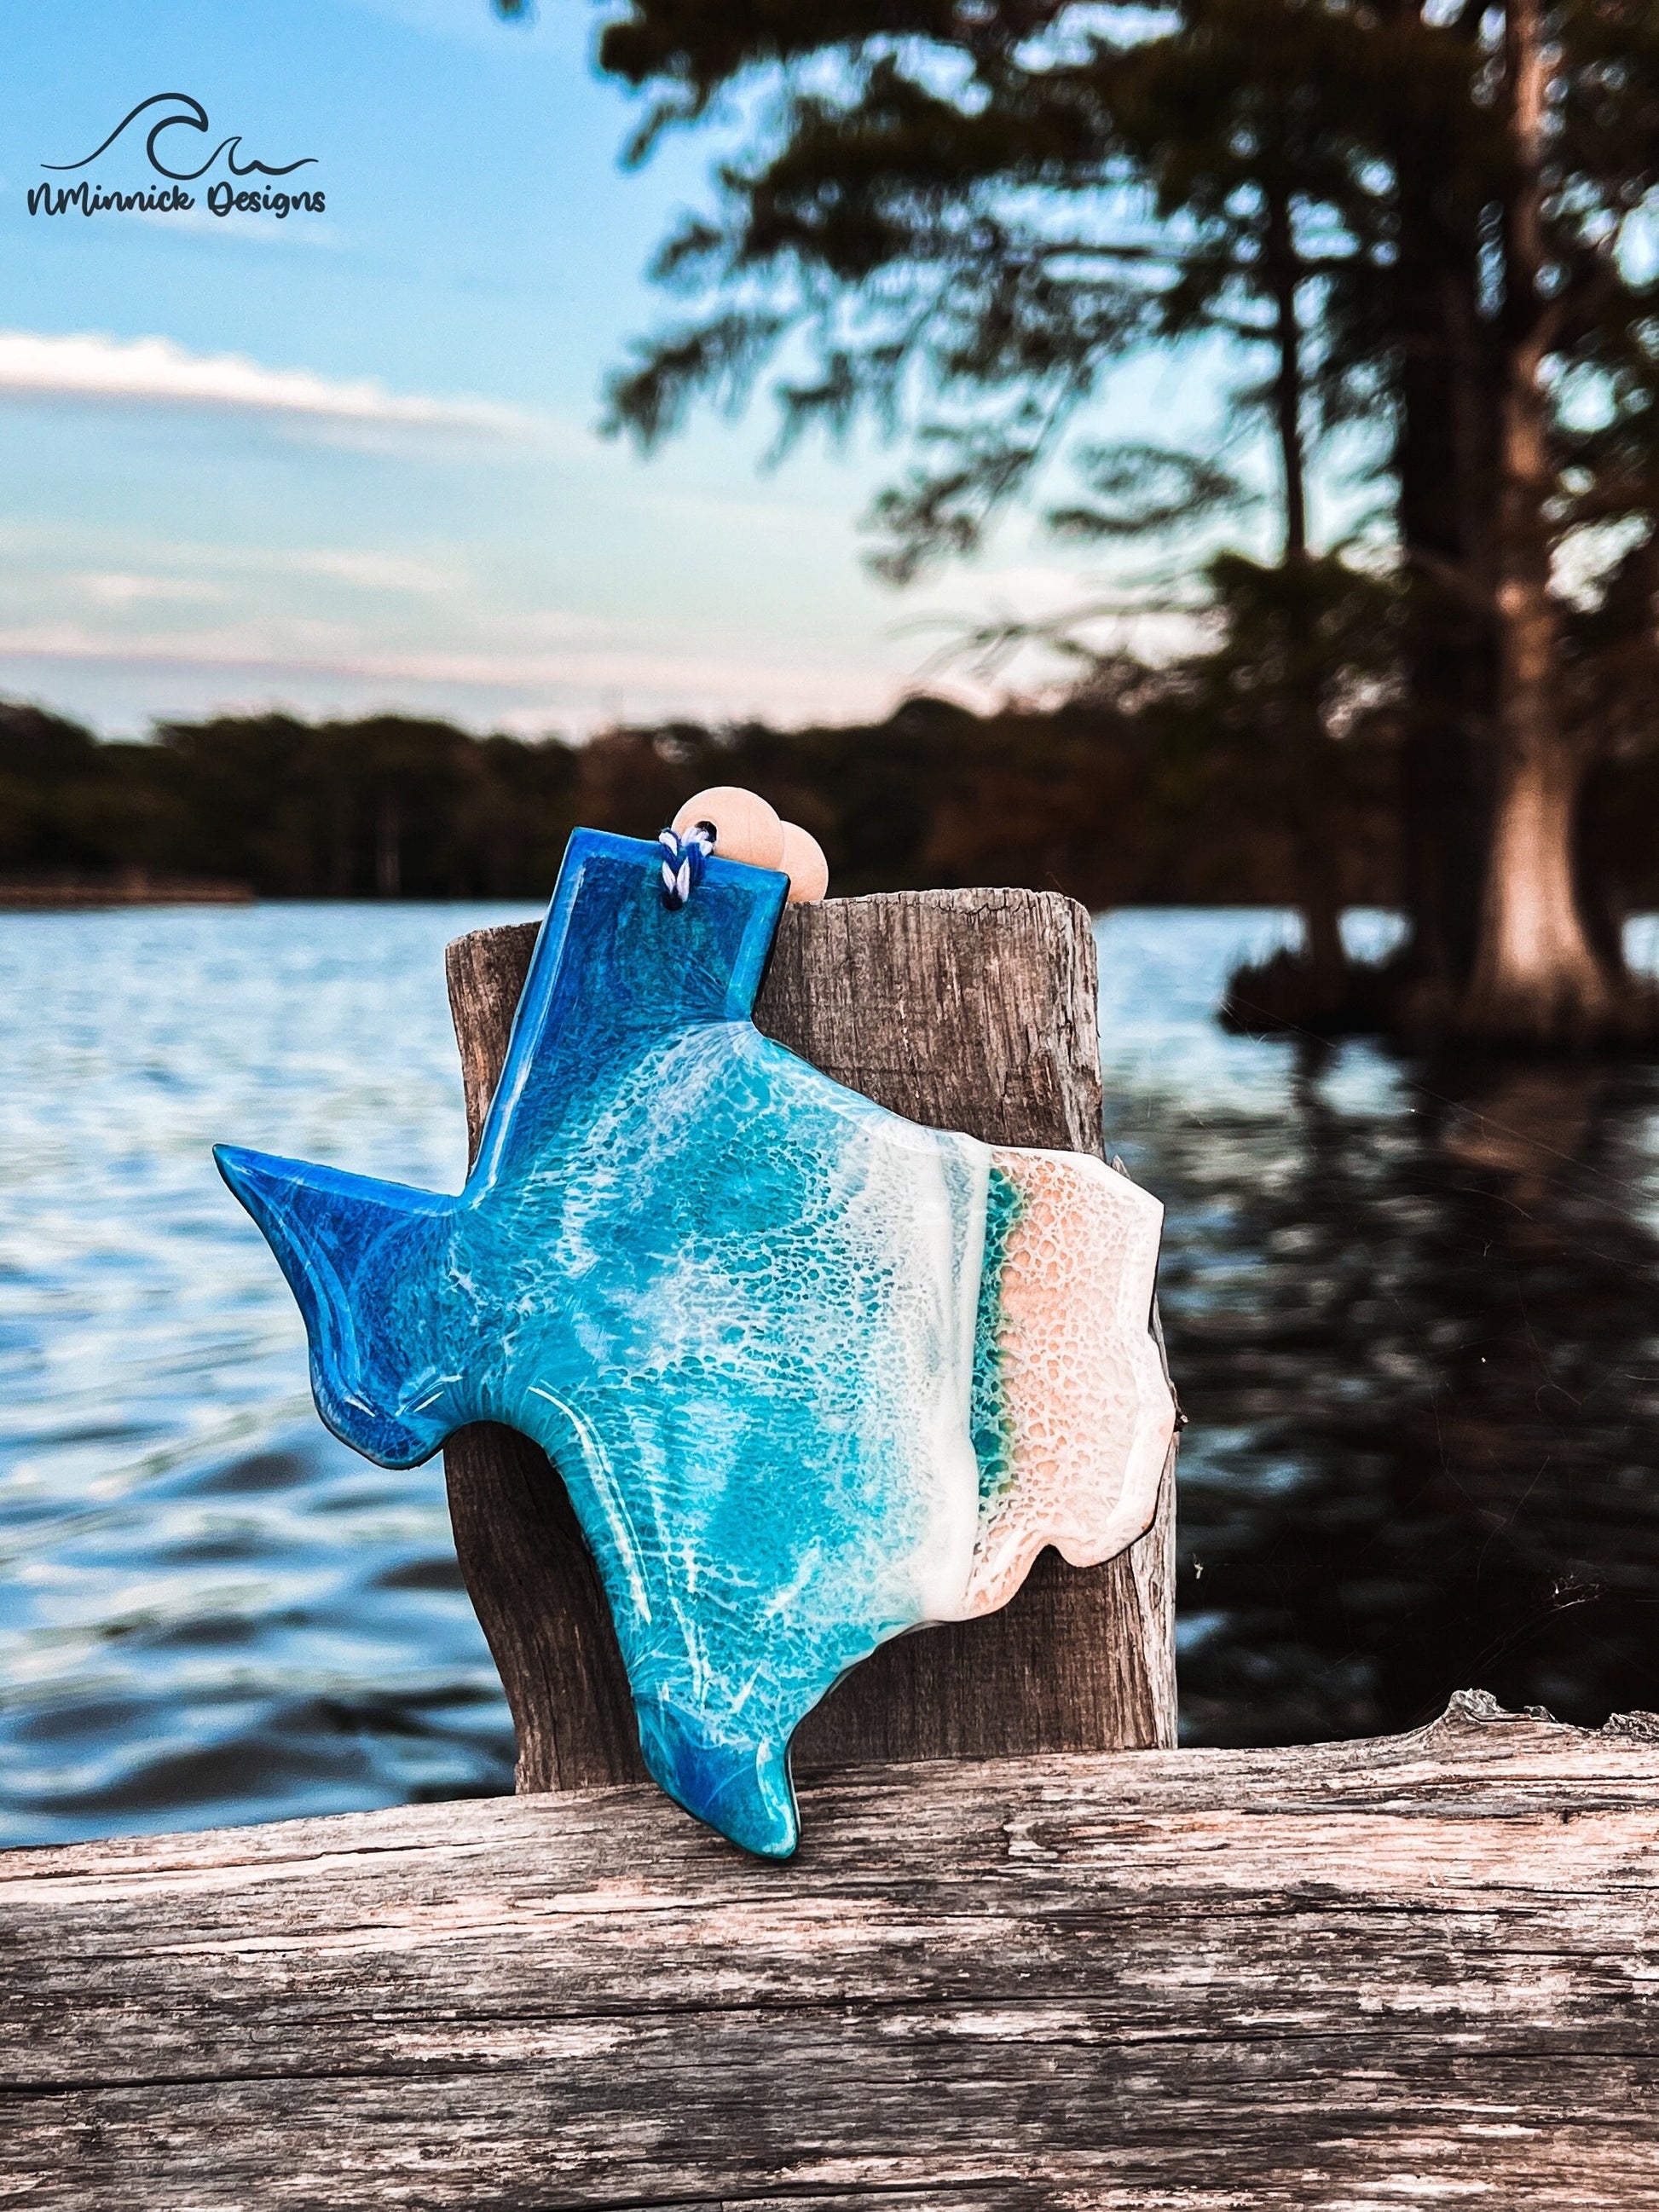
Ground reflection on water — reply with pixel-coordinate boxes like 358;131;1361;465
3;902;1658;1842
1100;909;1659;1745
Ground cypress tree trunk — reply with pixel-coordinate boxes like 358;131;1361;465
1388;3;1494;1010
1265;178;1346;1003
1462;0;1619;1045
375;793;402;899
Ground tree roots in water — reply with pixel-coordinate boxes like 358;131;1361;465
1221;947;1659;1054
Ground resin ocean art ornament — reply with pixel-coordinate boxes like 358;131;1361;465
217;818;1176;1857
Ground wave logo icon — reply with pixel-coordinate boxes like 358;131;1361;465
31;94;325;222
43;92;316;182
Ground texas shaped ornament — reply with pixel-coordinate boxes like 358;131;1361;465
217;827;1176;1857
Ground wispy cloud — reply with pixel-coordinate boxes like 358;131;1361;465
286;550;458;593
72;572;232;609
0;621;905;725
11;534;466;599
0;621;819;692
0;331;539;437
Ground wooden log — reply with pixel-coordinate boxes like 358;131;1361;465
8;1695;1659;2209
442;887;1178;1794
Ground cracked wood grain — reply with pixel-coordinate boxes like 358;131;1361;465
441;887;1177;1793
5;1696;1659;2207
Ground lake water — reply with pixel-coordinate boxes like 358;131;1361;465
4;902;1659;1845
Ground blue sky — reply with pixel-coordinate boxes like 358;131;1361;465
0;0;1226;736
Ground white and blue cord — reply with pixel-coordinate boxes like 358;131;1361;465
658;822;714;910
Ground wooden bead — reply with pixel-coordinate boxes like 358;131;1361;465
672;787;785;872
779;821;830;904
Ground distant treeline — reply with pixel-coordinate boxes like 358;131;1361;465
3;692;1658;912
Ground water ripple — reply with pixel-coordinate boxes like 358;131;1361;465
0;904;530;1844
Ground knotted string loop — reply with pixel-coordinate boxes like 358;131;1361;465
658;822;714;909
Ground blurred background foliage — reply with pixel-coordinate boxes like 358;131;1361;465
7;680;1659;917
582;0;1659;1048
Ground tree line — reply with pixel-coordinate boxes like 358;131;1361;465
9;690;1659;928
584;0;1659;1046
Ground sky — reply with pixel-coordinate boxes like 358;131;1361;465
0;0;1230;738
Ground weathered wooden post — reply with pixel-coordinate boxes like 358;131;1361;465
442;886;1176;1793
